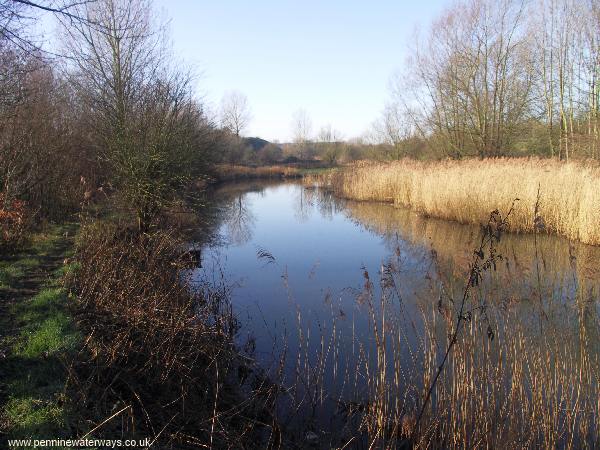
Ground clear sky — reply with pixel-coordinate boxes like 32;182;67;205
152;0;449;142
150;1;451;142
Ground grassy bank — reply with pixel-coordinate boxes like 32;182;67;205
0;225;80;441
63;220;279;447
322;158;600;245
0;215;278;446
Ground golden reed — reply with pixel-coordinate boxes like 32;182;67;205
324;158;600;245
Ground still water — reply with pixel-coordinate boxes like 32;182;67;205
197;181;435;367
194;180;600;445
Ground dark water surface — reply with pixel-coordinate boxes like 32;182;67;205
195;179;600;370
197;182;433;366
194;180;600;444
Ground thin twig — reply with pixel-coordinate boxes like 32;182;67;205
80;404;131;439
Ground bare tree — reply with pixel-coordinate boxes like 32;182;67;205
61;0;214;231
372;102;414;160
531;0;600;160
220;90;251;137
0;55;49;208
1;0;99;55
393;0;534;158
291;108;312;160
388;0;599;160
0;0;113;231
318;124;343;164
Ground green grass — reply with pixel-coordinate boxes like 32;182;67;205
4;397;67;439
0;224;80;442
16;289;79;358
0;258;43;290
52;262;80;280
0;263;25;288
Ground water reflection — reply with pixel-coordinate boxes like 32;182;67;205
197;180;600;359
195;181;600;447
198;180;267;246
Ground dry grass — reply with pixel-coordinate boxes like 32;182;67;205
68;222;280;447
325;158;600;245
214;164;301;181
290;235;600;448
367;286;600;449
405;293;597;449
283;186;600;448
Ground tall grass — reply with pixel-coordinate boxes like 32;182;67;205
324;158;600;245
404;292;600;448
276;186;600;448
214;164;301;181
285;235;600;448
69;222;280;447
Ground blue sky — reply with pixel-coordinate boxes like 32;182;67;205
152;1;448;142
38;1;445;141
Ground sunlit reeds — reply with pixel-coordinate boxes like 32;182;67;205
283;184;600;448
324;158;600;245
214;164;301;181
288;249;600;448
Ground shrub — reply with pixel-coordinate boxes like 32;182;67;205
0;194;28;249
69;223;277;447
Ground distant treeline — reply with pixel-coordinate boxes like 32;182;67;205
218;134;405;166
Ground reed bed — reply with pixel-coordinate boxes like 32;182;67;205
325;158;600;245
286;244;600;448
214;164;301;181
279;187;600;448
410;295;600;449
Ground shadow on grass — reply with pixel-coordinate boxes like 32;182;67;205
0;224;80;442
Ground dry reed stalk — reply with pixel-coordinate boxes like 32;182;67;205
68;222;282;448
214;164;301;181
343;267;600;449
326;158;600;245
287;189;600;448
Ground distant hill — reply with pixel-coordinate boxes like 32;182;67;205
243;137;281;153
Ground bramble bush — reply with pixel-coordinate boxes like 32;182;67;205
0;194;28;248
